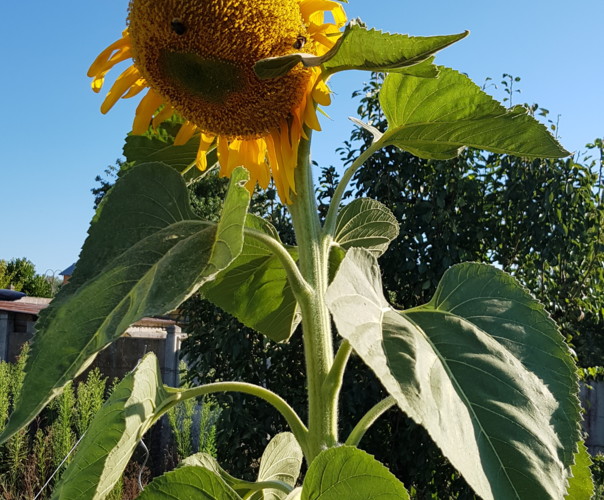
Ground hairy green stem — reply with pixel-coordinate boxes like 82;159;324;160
322;340;352;410
345;396;397;447
237;480;292;498
243;226;311;297
166;382;309;458
288;133;338;460
323;137;386;236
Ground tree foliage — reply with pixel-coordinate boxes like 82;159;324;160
0;258;57;298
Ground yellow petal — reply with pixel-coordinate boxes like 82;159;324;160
174;121;197;146
217;137;231;177
132;90;163;134
265;133;288;202
122;79;147;99
195;135;215;171
312;78;332;106
152;104;175;129
87;33;131;78
100;66;141;114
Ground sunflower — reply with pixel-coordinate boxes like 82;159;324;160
89;0;346;203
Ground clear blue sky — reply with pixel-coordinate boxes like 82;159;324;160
1;1;602;277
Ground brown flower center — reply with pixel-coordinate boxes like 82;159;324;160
128;0;314;139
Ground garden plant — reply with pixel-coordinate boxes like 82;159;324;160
0;0;591;498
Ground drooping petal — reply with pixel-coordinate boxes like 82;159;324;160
152;104;176;129
132;90;163;134
101;66;142;114
174;121;198;146
194;133;215;171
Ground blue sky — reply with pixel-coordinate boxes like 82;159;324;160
1;1;602;277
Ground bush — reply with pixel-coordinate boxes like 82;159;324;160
592;454;604;499
0;346;149;499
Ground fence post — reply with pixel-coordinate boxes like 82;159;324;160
581;380;604;455
0;312;11;361
163;324;182;388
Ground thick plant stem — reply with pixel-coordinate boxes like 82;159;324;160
323;136;386;237
345;396;396;447
323;340;352;407
166;382;310;459
288;134;338;461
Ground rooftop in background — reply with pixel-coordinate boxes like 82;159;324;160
60;263;76;277
0;296;178;329
0;296;52;316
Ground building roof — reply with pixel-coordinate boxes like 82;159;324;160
0;299;49;316
60;264;76;276
0;298;178;328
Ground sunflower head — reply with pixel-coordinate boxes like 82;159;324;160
89;0;346;203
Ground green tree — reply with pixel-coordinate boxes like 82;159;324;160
91;162;120;210
0;258;57;297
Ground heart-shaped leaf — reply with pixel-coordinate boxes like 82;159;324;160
334;198;399;257
326;249;580;499
322;24;467;76
202;215;300;342
137;466;241;499
255;433;303;500
254;23;467;80
183;433;302;499
301;446;409;500
421;262;581;469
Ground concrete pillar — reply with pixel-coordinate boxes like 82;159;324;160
0;312;11;362
163;324;182;387
581;381;604;455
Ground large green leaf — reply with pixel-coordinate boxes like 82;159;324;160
379;67;570;159
0;163;250;443
284;488;302;500
300;446;409;500
52;353;173;499
565;441;594;500
334;198;399;257
322;24;467;76
182;433;302;499
202;215;300;342
122;118;218;184
326;249;579;500
422;263;581;470
182;452;267;497
254;433;303;500
137;466;241;499
254;23;467;80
